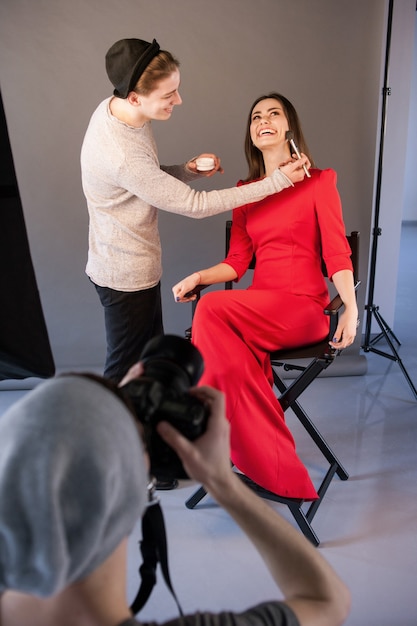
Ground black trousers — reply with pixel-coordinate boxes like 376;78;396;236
94;281;164;383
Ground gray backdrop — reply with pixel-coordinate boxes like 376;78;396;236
0;0;415;376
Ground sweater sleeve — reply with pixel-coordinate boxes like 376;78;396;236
161;163;204;184
118;152;293;219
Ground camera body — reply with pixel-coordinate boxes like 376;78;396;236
121;335;208;479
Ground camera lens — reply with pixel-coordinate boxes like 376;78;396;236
140;334;204;388
121;335;208;480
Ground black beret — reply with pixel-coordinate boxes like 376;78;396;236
105;38;160;98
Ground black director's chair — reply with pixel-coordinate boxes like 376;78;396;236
185;220;360;546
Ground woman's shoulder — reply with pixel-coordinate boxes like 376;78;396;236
312;167;337;179
310;167;338;187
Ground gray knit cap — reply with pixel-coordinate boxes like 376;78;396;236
0;375;148;596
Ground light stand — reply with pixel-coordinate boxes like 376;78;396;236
362;0;417;399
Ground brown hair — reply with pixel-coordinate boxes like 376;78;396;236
133;50;180;95
243;93;314;182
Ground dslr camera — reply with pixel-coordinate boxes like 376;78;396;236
121;334;208;479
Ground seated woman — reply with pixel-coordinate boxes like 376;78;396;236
172;92;358;500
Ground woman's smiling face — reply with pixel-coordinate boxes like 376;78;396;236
249;98;290;151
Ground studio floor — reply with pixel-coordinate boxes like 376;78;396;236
1;223;416;625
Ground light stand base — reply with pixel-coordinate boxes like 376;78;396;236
362;304;417;400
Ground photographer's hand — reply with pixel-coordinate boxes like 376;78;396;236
118;362;145;387
156;386;233;489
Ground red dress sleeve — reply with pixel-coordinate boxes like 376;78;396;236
314;169;353;278
222;204;254;280
221;180;256;281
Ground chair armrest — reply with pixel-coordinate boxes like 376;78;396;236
185;286;209;339
185;284;214;331
324;280;361;316
184;284;211;299
324;294;343;316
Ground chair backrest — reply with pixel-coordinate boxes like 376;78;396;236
225;219;360;284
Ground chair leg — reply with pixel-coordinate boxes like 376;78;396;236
306;462;339;522
185;474;320;546
184;363;349;547
236;474;320;546
284;396;348;481
185;485;208;509
286;501;320;546
272;369;349;481
272;357;334;411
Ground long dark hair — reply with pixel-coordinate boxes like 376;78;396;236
243;93;314;182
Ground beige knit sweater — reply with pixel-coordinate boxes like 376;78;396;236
81;98;291;291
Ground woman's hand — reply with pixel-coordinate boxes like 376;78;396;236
279;154;311;184
328;307;359;350
329;269;358;350
172;272;201;302
186;153;224;177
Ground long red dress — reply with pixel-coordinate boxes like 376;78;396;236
192;169;353;500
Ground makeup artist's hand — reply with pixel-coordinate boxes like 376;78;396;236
279;154;310;183
186;153;224;177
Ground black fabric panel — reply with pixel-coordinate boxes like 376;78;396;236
0;90;55;380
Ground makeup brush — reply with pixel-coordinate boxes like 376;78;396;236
285;130;311;178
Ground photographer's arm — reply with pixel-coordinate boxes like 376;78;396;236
157;388;350;626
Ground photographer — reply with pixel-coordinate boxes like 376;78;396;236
0;367;350;626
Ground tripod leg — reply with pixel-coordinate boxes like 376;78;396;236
369;307;417;400
369;307;401;347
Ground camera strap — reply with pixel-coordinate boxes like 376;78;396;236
130;480;183;617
